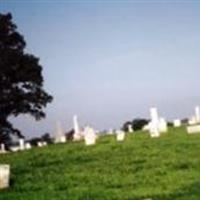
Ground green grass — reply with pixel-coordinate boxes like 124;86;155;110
0;127;200;200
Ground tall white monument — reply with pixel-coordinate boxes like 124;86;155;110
19;138;25;150
149;107;160;137
195;106;200;123
73;115;82;141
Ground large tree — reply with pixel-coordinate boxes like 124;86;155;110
0;13;53;144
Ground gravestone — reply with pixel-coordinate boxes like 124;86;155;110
116;130;125;141
37;141;43;147
128;124;133;133
0;165;10;189
83;126;96;145
25;143;31;150
159;118;167;133
42;141;47;146
187;125;200;134
173;119;181;127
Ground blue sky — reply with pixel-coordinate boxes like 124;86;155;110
1;1;200;138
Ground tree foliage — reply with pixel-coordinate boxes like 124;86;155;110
0;13;53;143
122;118;149;132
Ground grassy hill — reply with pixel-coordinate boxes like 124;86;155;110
0;127;200;200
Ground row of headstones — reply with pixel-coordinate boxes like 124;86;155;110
1;106;200;154
0;139;48;154
146;106;200;137
54;115;128;146
55;106;200;145
1;107;200;189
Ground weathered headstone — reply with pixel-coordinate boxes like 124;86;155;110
116;130;125;141
83;126;96;145
0;165;10;189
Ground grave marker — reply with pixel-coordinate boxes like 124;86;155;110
0;165;10;189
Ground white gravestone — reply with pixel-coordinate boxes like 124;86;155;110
116;130;125;141
19;138;25;150
25;143;31;150
37;142;43;147
128;124;133;133
159;118;168;133
42;141;47;146
55;122;66;143
73;115;82;141
173;119;181;127
0;165;10;189
83;126;96;146
187;125;200;134
149;107;160;137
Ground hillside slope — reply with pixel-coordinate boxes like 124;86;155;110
0;127;200;200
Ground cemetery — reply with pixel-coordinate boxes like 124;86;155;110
0;107;200;200
1;3;200;200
